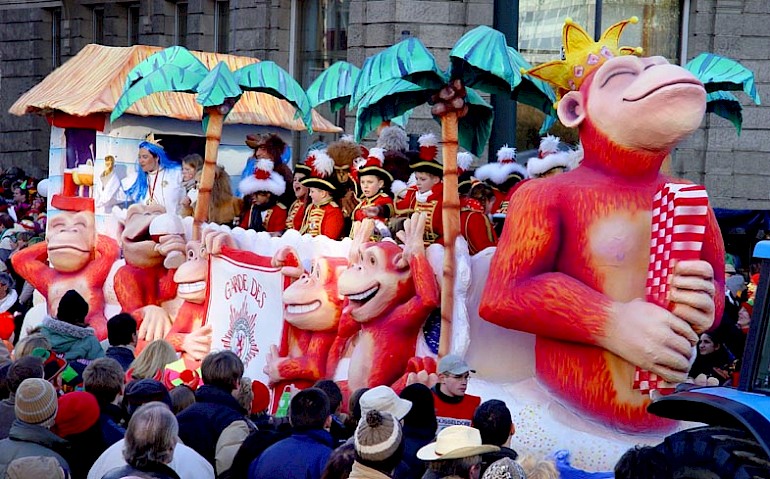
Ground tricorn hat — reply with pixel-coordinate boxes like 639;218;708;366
410;133;443;177
301;150;338;192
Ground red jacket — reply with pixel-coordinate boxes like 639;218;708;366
300;200;345;240
433;388;482;431
412;183;444;245
460;198;498;255
286;199;307;231
352;192;394;223
240;203;288;233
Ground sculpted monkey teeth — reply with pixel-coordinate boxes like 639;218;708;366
286;300;322;314
48;245;90;253
623;79;704;102
178;281;206;294
346;284;379;303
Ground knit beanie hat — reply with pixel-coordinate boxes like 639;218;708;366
15;377;58;428
354;409;403;463
53;391;100;437
251;380;271;414
57;289;89;326
124;379;172;416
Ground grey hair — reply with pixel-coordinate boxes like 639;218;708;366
0;272;14;291
426;454;482;478
123;401;178;468
376;126;409;152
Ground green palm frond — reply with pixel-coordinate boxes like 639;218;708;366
235;61;314;133
354;79;433;142
449;88;493;157
196;62;242;107
306;61;361;113
449;25;518;97
686;53;761;105
707;90;744;134
111;46;209;122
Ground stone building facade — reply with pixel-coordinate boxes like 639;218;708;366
0;0;768;210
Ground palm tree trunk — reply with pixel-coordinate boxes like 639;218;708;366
439;111;459;358
193;110;225;240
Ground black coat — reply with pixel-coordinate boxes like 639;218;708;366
101;462;181;479
106;346;135;372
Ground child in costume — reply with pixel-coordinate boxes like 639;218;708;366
238;155;288;234
350;147;394;238
299;150;345;240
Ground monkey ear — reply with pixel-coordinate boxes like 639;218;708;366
393;252;408;270
557;91;586;128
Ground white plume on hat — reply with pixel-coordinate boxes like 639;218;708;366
368;147;386;164
538;135;561;158
239;158;287;196
340;134;357;144
307;149;335;178
418;133;438;148
475;145;527;186
457;152;474;174
496;145;517;163
527;150;575;178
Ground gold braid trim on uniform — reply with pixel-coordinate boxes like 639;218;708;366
415;199;439;244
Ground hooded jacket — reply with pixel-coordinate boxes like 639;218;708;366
41;316;105;361
0;420;70;477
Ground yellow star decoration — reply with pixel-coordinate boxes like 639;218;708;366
524;17;644;104
144;132;163;148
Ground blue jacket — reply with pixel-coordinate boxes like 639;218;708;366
106;346;135;371
177;385;247;468
99;403;126;447
41;316;105;361
248;429;333;479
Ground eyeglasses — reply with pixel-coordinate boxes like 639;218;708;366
446;373;470;380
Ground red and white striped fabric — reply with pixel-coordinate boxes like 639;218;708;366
633;183;710;395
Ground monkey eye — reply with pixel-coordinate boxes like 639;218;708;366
368;255;376;266
187;249;195;260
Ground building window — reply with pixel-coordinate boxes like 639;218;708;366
128;3;140;46
51;7;62;68
93;6;105;44
175;1;189;47
214;1;230;53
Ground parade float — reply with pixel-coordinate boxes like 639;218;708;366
8;19;763;473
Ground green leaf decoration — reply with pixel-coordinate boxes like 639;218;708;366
354;79;433;142
685;53;761;105
351;37;448;106
507;47;558;117
111;46;210;122
706;90;743;134
391;109;413;128
306;61;361;113
440;88;493;157
196;62;242;107
449;25;518;97
235;61;314;133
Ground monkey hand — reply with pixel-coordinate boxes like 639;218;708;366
263;344;287;385
181;324;213;361
349;219;375;263
669;259;717;335
137;305;173;342
396;212;427;265
404;356;439;388
156;234;187;260
202;229;235;257
272;246;303;278
602;298;699;383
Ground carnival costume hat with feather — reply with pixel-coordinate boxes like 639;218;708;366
457;151;477;195
125;134;180;203
527;135;576;178
239;157;287;197
296;141;327;176
410;133;443;177
354;147;394;185
301;150;337;192
475;145;528;186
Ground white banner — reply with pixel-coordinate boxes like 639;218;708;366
206;253;285;384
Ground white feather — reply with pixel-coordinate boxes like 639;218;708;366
418;133;438;148
340;134;356;144
313;150;335;177
457;152;474;171
496;145;517;163
368;147;386;164
407;172;417;186
255;158;274;172
391;180;408;197
539;135;561;156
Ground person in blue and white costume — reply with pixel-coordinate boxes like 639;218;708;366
125;134;184;215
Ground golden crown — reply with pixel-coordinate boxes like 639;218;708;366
144;132;163;148
525;17;644;103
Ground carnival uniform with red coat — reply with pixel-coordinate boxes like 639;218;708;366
299;149;345;240
240;202;288;233
350;148;395;225
352;192;394;223
409;134;445;245
285;199;307;230
238;156;288;234
475;146;528;216
460;197;498;255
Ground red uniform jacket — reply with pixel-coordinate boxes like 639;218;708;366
299;199;345;240
286;199;307;231
395;186;417;217
240;203;288;233
352;192;394;223
411;184;444;245
460;198;498;255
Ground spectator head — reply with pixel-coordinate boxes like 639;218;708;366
399;383;437;433
251;380;270;415
53;391;100;438
5;457;68;479
481;457;526;479
13;334;52;359
0;272;15;296
360;386;411;420
354;409;404;474
697;332;722;357
418;426;499;479
169;385;196;415
7;355;44;394
130;339;177;381
437;354;475;398
107;313;137;347
315;379;343;414
0;213;14;231
124;379;172;417
84;357;125;407
15;377;58;428
200;350;243;392
123;402;178;468
320;443;356;479
472;400;514;447
235;377;254;412
56;290;89;327
289;387;330;431
614;445;671;479
349;387;370;424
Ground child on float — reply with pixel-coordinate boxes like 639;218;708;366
299;150;345;240
350;147;395;238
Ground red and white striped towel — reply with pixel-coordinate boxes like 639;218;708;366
633;183;710;395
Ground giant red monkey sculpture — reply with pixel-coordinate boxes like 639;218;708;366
479;18;724;433
12;195;119;339
334;213;440;392
264;249;347;394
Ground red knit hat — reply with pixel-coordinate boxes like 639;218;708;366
251;380;271;414
0;312;14;341
53;391;100;437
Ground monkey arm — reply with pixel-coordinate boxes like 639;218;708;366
276;332;336;381
395;253;440;327
479;183;614;345
10;242;53;293
85;235;120;283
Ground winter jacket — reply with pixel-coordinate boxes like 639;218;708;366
247;428;334;479
0;394;16;440
41;316;105;361
101;462;181;479
394;424;436;479
87;439;214;479
98;403;126;447
106;346;135;371
348;461;392;479
60;422;108;479
0;420;70;477
177;385;249;468
215;419;254;476
480;447;519;477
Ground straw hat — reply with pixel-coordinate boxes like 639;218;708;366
417;425;499;461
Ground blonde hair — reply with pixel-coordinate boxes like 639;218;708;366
14;333;52;359
235;377;254;411
518;455;560;479
130;340;177;380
